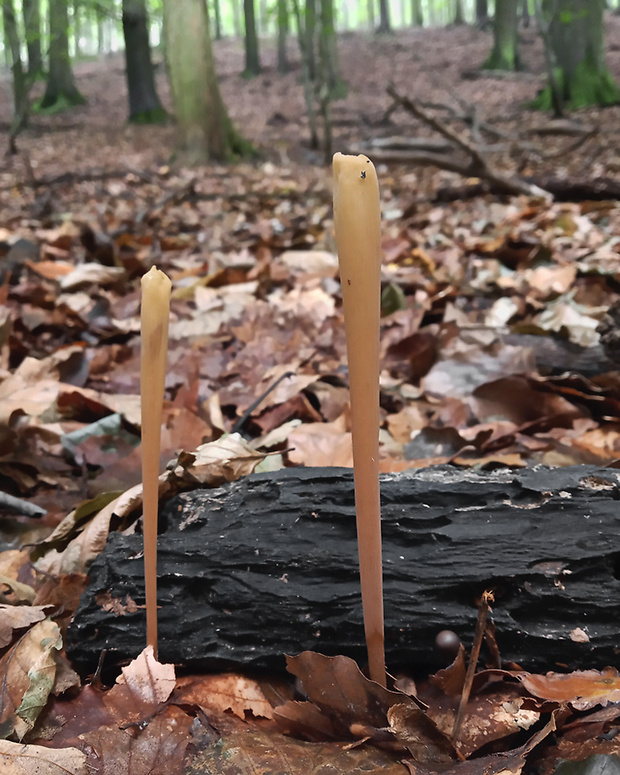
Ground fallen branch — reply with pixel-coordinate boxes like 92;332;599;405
385;85;551;199
68;464;620;674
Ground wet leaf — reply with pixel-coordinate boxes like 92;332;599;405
174;673;276;720
516;668;620;710
0;619;61;740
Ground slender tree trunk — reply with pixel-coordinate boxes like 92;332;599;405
243;0;261;75
41;0;86;108
483;0;519;70
377;0;392;32
3;0;27;117
96;2;105;53
259;0;268;31
277;0;289;73
411;0;423;25
367;0;374;28
231;0;242;35
454;0;465;24
305;0;317;81
122;0;166;123
23;0;44;76
213;0;222;39
319;0;343;95
534;0;620;109
292;0;318;148
73;1;81;57
522;0;530;26
163;0;250;163
475;0;489;25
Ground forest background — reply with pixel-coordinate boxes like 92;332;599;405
2;0;620;773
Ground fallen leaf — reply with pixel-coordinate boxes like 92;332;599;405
76;705;191;775
187;714;407;775
0;739;88;774
516;668;620;710
0;605;48;648
0;618;61;740
172;433;268;485
103;645;176;726
174;673;275;719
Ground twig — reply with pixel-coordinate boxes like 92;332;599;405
386;85;551;199
0;491;46;517
451;590;494;749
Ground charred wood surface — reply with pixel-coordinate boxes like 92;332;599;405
67;465;620;673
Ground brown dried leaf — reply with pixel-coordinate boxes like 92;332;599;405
0;619;61;740
174;673;275;719
516;667;620;710
283;652;423;737
0;605;47;648
387;702;457;767
187;717;407;775
103;645;176;726
172;433;268;485
76;705;191;775
429;643;467;697
287;417;353;467
0;739;88;774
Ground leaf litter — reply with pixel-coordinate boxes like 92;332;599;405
2;20;620;775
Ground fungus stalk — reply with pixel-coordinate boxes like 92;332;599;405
333;152;385;687
140;266;171;658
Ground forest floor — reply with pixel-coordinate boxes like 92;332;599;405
1;17;620;775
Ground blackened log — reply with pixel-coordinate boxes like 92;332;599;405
66;465;620;674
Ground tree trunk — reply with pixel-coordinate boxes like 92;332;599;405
367;0;374;28
231;0;242;36
96;2;105;53
535;0;620;109
475;0;488;25
319;0;343;96
522;0;531;26
213;0;222;39
122;0;166;123
377;0;391;31
411;0;423;25
73;0;81;57
277;0;289;73
483;0;519;70
243;0;261;75
23;0;44;76
304;0;317;81
41;0;86;109
163;0;250;163
292;0;319;148
453;0;465;24
3;0;28;121
259;0;268;31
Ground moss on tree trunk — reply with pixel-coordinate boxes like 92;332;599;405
40;0;85;110
163;0;253;164
533;0;620;110
483;0;519;70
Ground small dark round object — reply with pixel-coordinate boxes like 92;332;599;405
435;629;461;661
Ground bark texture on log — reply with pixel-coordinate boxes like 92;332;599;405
66;465;620;673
